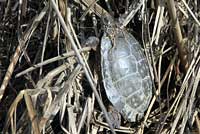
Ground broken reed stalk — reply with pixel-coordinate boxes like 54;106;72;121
50;0;116;134
24;92;40;134
16;46;92;77
166;0;188;72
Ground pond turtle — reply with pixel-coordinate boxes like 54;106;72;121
101;26;152;122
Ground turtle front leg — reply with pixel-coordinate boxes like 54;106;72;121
107;32;117;52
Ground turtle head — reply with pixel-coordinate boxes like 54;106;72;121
101;14;116;32
83;36;100;51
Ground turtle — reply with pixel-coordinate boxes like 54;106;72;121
101;25;152;122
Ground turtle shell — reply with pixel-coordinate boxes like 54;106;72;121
101;29;152;122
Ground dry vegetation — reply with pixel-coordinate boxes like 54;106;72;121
0;0;200;133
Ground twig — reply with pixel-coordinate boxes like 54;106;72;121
195;115;200;134
181;0;200;26
160;51;177;87
50;1;116;133
40;3;51;76
3;90;25;132
170;75;194;134
41;65;81;130
159;47;200;132
120;1;143;29
66;7;95;87
15;47;92;78
93;113;136;133
87;96;94;133
77;98;88;133
0;4;49;102
24;92;40;134
81;0;111;18
166;0;188;72
182;62;200;134
79;0;99;21
155;4;165;45
177;4;188;18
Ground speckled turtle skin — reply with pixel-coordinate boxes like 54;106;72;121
101;28;152;122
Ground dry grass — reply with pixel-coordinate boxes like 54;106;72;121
0;0;199;133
